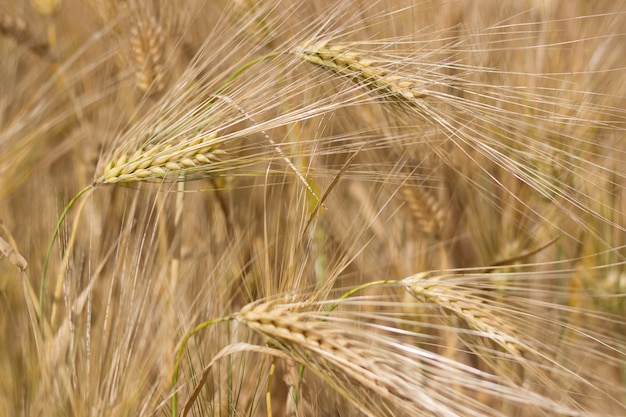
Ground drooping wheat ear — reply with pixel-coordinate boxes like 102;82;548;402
292;40;429;102
97;132;226;184
400;184;446;239
0;14;49;58
403;272;525;358
235;300;433;416
130;16;166;95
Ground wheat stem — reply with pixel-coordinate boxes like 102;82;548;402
49;190;90;327
40;184;94;334
172;315;232;417
266;358;276;417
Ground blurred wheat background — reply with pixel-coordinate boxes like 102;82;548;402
1;0;625;416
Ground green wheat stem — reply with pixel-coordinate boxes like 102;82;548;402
40;183;94;333
172;315;232;417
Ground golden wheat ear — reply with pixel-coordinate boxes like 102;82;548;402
130;15;166;96
292;40;429;102
97;132;225;184
400;183;446;239
403;272;526;358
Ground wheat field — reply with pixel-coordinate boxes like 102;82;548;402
1;0;625;416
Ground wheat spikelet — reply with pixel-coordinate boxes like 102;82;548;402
130;16;166;95
97;132;225;184
292;39;429;103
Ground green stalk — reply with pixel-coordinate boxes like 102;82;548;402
172;315;232;417
40;183;94;333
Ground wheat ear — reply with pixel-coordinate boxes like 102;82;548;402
400;184;446;239
130;16;166;95
97;132;225;184
235;300;436;416
403;272;525;358
292;40;428;102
